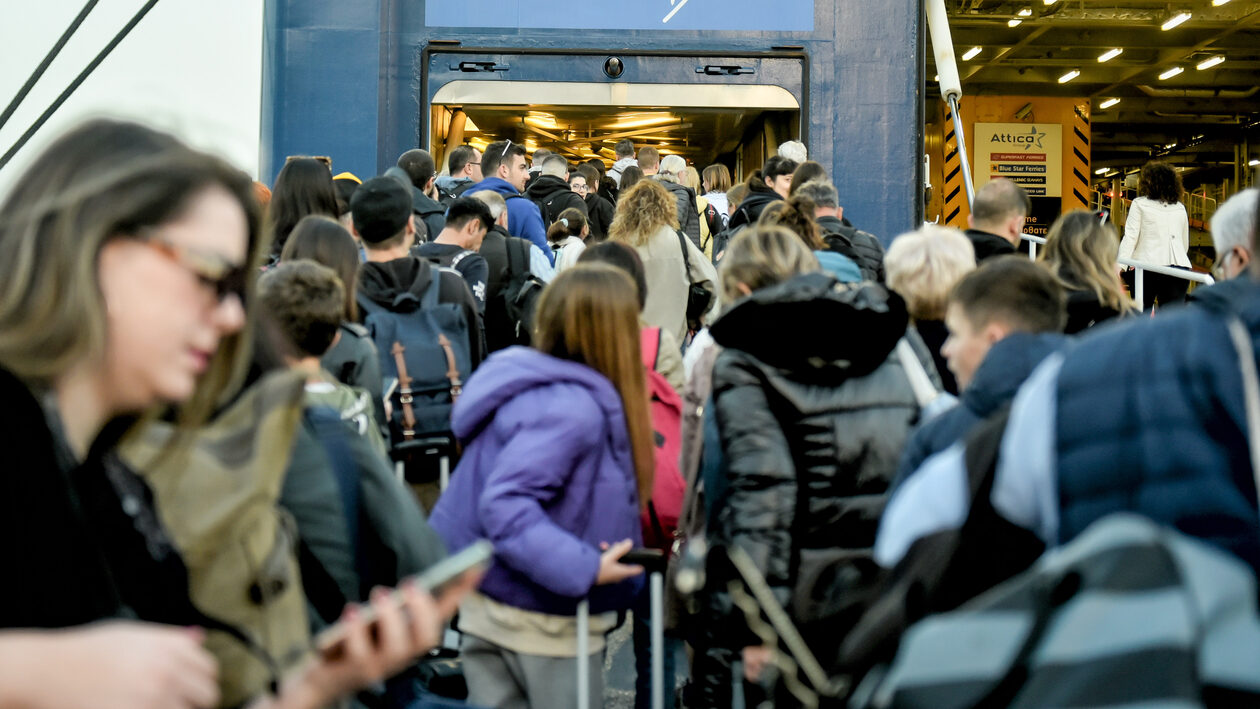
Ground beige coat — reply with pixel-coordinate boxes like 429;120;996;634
631;224;719;344
1119;196;1191;268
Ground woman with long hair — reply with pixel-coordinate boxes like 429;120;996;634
268;157;340;259
429;264;654;709
610;180;718;344
726;155;799;231
280;214;385;423
1119;160;1191;308
0;119;463;708
787;160;827;196
619;165;646;192
758;194;862;282
1041;210;1137;333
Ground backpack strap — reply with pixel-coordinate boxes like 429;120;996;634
1226;316;1260;510
895;338;941;409
449;249;474;270
676;229;695;282
391;342;419;442
641;327;662;370
438;333;464;403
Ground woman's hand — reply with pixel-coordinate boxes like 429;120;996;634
261;570;481;709
742;645;775;683
596;539;644;585
0;623;219;709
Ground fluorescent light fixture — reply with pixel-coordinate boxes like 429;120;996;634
1008;19;1023;27
1165;143;1178;150
1099;97;1121;109
1197;55;1224;70
1058;69;1080;83
1213;0;1231;6
1162;12;1191;30
1250;159;1260;167
1098;48;1123;62
1018;7;1032;16
1095;168;1109;175
962;47;982;61
1043;0;1057;4
1159;66;1184;80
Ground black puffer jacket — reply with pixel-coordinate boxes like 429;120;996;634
727;182;781;231
523;174;587;227
818;215;886;283
707;273;926;647
656;178;702;247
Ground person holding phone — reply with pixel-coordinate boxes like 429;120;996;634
0;119;467;709
429;264;656;709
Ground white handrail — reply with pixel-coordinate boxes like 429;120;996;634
1020;233;1215;310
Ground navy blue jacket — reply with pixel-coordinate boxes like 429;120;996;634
892;332;1068;490
1055;280;1260;571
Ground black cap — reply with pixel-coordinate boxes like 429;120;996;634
350;176;411;244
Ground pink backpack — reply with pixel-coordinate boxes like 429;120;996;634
639;327;686;553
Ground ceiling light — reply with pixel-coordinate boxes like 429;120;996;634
1213;0;1231;6
1159;66;1184;80
1058;69;1080;83
1098;48;1123;62
1162;12;1191;30
1099;97;1121;109
1018;7;1032;16
1250;159;1260;167
1008;19;1023;27
1197;55;1225;70
1095;168;1110;175
1043;0;1057;4
1165;143;1178;150
962;47;982;61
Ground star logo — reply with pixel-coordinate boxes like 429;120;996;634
1024;126;1047;151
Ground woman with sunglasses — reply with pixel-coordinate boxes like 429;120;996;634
1040;210;1137;333
0;119;463;709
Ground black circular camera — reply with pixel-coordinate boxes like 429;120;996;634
604;57;624;79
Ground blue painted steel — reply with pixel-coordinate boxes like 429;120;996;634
262;0;924;244
425;1;815;32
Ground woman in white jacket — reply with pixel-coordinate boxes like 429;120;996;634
1119;161;1190;308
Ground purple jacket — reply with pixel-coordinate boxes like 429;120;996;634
429;347;643;615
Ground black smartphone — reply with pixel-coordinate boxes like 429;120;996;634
314;540;492;659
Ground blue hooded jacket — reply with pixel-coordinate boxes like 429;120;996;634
465;177;552;265
428;347;642;615
892;332;1068;490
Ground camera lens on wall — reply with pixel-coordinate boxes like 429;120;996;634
604;57;624;79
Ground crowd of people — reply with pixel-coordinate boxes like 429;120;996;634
1;114;1259;709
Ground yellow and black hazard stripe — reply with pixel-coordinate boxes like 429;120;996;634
943;121;966;227
1068;105;1091;210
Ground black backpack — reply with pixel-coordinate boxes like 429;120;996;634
499;237;546;346
436;180;473;207
359;273;472;484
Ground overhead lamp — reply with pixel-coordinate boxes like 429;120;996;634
1099;97;1121;109
1098;48;1123;62
1165;143;1178;150
1162;12;1191;30
1213;0;1231;6
1095;167;1110;175
1250;159;1260;167
1197;55;1225;70
962;46;982;60
1058;68;1080;83
1008;19;1023;27
1043;0;1057;4
1018;7;1032;16
1159;66;1184;80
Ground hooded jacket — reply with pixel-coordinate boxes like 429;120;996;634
892;332;1069;490
818;215;887;282
466;177;551;264
609;156;638;186
584;192;615;240
707;273;926;645
384;166;445;241
726;182;781;231
523;174;588;226
356;256;485;367
428;347;643;615
965;228;1017;263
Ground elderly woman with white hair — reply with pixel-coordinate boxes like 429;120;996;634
654;154;703;247
885;225;977;394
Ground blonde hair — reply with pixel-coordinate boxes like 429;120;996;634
0;119;265;426
885;226;976;320
683;166;702;193
702;164;732;194
608;180;678;246
533;264;655;506
1039;210;1137;313
718;226;820;302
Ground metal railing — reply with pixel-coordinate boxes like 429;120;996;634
1022;234;1215;310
